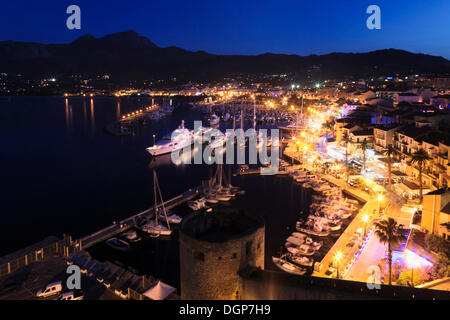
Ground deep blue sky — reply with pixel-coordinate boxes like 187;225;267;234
1;0;449;58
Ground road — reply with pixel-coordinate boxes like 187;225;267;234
345;230;386;282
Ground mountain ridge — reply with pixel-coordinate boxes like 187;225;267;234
0;31;449;81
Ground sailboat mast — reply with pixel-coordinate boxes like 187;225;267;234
232;101;236;130
153;169;158;224
301;95;304;123
253;97;256;130
240;105;244;130
154;171;170;229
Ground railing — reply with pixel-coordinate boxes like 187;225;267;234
0;235;72;278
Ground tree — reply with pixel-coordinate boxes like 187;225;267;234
410;149;431;203
397;269;423;287
323;119;335;143
374;218;408;285
342;132;350;164
382;145;397;190
358;138;368;172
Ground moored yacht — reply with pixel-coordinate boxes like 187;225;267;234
146;120;193;157
141;220;172;237
272;256;307;275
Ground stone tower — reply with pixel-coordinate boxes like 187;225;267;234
179;211;265;300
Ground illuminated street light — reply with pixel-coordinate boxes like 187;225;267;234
334;251;343;279
377;194;384;215
362;214;369;236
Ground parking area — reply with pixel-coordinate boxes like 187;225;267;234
0;257;119;300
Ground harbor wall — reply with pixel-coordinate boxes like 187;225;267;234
239;269;450;300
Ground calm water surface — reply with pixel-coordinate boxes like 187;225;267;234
0;96;309;251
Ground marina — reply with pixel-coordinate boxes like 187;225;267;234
0;96;365;287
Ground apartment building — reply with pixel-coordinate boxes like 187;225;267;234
373;124;403;153
422;188;450;240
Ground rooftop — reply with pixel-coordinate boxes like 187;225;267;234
396;124;433;139
425;188;449;196
180;209;263;242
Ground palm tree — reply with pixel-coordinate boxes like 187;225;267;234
358;138;368;172
410;149;431;203
323;119;335;143
382;145;397;190
374;218;408;285
342;132;350;164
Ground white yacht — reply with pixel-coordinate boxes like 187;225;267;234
140;170;173;237
146;120;193;157
141;220;172;237
158;210;182;224
272;256;307;275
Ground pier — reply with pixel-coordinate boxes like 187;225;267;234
77;186;202;250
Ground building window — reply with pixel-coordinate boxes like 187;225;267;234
193;251;204;261
218;256;222;260
232;253;237;259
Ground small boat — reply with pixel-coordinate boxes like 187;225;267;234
106;238;130;251
285;236;305;247
272;256;306;275
142;169;173;237
296;224;330;237
123;229;141;243
158;210;182;224
287;244;316;256
188;199;206;211
290;255;314;267
205;194;219;204
141;220;172;237
214;192;231;201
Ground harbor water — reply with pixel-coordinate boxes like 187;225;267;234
1;96;360;289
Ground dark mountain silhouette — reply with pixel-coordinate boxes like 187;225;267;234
0;31;449;80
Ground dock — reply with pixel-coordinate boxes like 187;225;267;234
77;186;202;250
234;168;290;176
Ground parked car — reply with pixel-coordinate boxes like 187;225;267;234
36;281;62;298
57;290;84;300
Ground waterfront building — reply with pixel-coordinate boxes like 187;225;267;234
374;124;403;153
422;188;450;240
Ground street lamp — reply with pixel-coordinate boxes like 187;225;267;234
377;194;384;215
334;251;343;279
362;214;369;236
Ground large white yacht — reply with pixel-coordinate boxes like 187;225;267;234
146;120;193;157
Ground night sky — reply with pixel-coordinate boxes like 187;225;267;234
0;0;449;58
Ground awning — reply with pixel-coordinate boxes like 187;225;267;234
391;170;407;177
143;280;176;300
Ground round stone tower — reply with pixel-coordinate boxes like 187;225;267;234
179;210;265;300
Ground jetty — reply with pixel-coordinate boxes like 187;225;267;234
76;186;202;250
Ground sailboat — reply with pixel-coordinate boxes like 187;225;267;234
278;95;306;135
141;169;173;237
